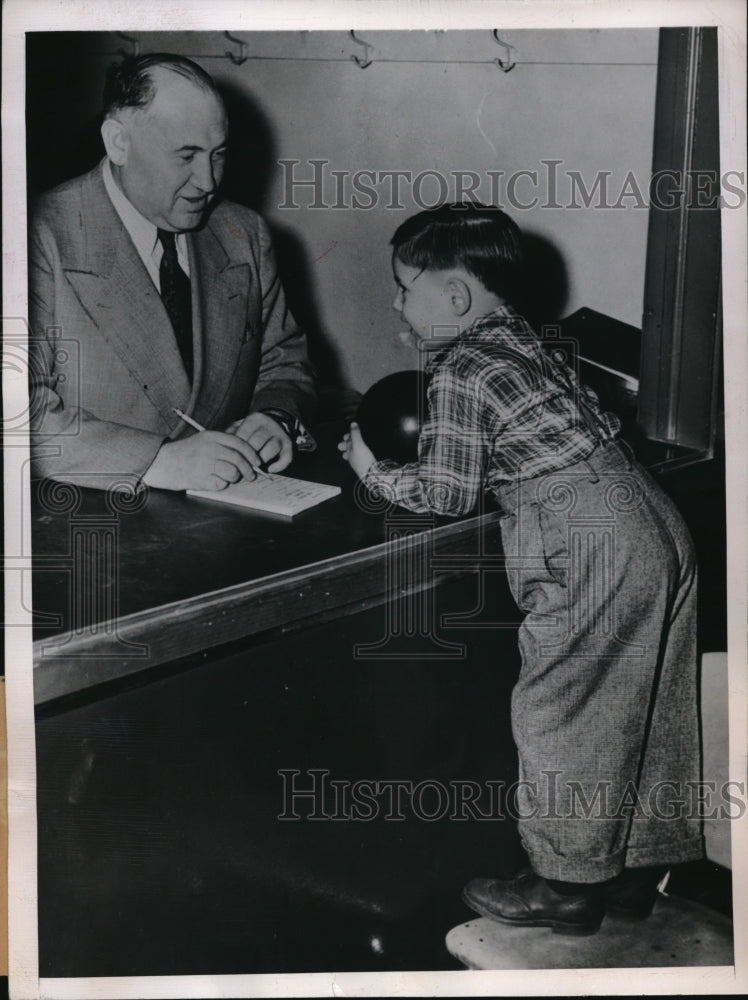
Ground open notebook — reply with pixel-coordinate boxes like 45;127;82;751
187;474;341;518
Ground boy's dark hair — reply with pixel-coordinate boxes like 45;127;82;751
103;53;220;117
391;203;523;302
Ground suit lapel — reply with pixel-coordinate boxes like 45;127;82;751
187;217;249;429
63;165;251;434
64;165;191;431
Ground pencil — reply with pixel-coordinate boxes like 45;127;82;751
173;408;270;477
173;407;206;433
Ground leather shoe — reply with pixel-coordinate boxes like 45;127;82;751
462;869;603;936
603;866;668;919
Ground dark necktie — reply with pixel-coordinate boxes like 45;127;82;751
157;229;193;381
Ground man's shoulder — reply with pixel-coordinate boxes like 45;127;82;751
201;199;273;258
207;199;265;233
32;163;106;225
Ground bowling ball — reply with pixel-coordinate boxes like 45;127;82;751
356;370;429;464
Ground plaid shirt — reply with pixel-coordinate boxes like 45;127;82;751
364;306;620;516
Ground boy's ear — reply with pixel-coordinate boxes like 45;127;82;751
446;277;472;317
101;117;129;167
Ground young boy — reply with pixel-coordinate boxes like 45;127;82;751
340;203;703;936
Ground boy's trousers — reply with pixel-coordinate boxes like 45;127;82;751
494;441;704;882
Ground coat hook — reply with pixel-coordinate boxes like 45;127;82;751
116;32;140;59
349;30;373;69
225;30;248;66
492;30;517;72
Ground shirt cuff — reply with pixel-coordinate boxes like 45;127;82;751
363;459;404;497
259;408;317;452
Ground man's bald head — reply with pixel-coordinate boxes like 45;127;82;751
100;53;228;232
103;53;221;119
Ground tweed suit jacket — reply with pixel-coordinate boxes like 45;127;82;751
29;160;316;490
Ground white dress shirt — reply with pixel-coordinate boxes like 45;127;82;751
102;159;190;290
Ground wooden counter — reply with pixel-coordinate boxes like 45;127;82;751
32;428;506;707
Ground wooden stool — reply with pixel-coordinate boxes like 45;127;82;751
446;893;733;969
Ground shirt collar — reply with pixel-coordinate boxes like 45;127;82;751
425;305;538;373
102;158;160;260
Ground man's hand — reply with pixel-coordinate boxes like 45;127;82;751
142;431;264;491
225;411;293;472
338;422;376;479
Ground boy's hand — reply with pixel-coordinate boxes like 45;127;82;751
338;422;376;479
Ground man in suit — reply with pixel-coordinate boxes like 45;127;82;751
29;53;316;492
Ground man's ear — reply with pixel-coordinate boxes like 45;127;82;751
446;277;472;317
100;117;129;167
